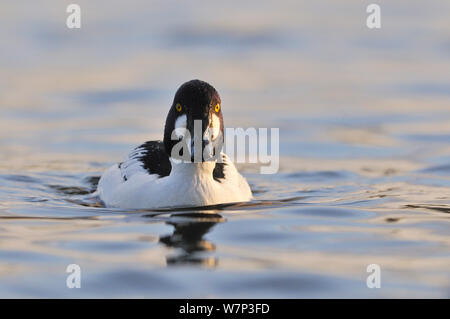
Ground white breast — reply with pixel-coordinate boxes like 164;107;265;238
96;153;252;209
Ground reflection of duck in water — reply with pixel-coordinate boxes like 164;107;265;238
159;212;225;267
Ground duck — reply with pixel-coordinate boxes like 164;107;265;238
96;79;253;209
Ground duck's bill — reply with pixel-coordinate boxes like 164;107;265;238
190;133;223;163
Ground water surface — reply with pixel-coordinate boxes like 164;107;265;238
0;0;449;298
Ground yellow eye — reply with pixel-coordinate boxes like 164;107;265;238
215;104;220;112
176;103;182;112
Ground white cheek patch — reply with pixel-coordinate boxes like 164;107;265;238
174;114;187;138
210;113;221;140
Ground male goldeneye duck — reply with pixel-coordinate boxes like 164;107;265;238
96;79;253;209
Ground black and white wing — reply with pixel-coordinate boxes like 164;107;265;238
120;141;172;181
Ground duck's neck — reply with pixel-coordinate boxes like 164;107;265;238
169;159;216;177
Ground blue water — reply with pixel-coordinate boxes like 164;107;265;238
0;0;449;298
